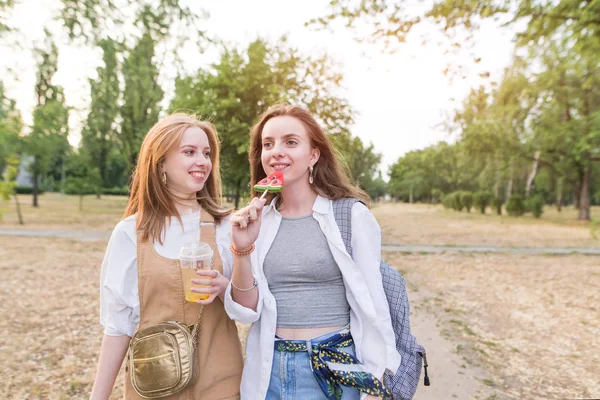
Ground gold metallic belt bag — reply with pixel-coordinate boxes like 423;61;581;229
128;307;204;399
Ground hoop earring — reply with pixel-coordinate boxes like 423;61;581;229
309;165;314;184
162;171;167;185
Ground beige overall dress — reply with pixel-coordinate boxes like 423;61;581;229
125;211;243;399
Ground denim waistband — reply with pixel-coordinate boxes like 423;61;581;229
272;326;391;400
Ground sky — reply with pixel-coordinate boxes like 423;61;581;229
0;0;516;177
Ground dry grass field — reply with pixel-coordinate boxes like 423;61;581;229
374;202;599;248
391;252;600;400
0;195;598;399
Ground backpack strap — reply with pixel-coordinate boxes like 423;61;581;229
332;198;363;257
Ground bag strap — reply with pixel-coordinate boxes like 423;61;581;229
332;198;362;257
190;306;204;348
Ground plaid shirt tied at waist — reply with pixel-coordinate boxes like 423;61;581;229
275;332;391;400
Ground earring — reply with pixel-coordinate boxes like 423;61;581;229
309;165;314;184
162;171;167;185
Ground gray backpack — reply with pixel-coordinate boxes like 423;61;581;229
333;198;430;400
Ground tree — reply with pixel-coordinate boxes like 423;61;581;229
119;29;164;176
80;38;120;189
58;0;208;44
330;132;382;188
26;30;70;207
64;152;102;211
0;81;22;176
314;0;600;220
169;38;356;208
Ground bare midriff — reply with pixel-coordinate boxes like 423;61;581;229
276;325;347;340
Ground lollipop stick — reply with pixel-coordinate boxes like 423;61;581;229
259;185;270;200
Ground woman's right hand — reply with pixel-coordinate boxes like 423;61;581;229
230;197;267;251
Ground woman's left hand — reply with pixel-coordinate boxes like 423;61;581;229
191;270;229;305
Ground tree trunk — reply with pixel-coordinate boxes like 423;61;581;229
556;177;563;212
32;162;39;208
234;178;242;209
13;191;24;225
506;162;514;200
79;194;84;211
578;163;591;221
409;186;413;204
494;154;501;199
525;151;541;199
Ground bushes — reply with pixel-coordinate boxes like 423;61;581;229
431;188;444;204
460;191;473;213
473;191;492;214
443;192;463;211
15;186;45;195
491;197;503;215
525;195;544;218
506;195;526;216
102;186;130;196
443;190;545;219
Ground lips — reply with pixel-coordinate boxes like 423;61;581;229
270;163;289;171
189;171;206;180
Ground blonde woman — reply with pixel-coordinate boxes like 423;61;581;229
225;105;400;400
91;114;242;400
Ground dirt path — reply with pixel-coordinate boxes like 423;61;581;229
410;288;505;400
1;228;598;255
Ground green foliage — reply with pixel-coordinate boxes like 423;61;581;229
443;191;464;212
58;0;207;44
81;38;120;187
64;152;102;210
525;195;544;218
102;185;130;196
120;31;164;175
15;186;45;195
431;188;444;204
27;30;70;206
314;0;600;221
0;82;23;176
506;195;526;217
362;172;387;201
491;197;504;215
473;191;493;214
460;191;474;213
169;38;356;208
388;142;479;202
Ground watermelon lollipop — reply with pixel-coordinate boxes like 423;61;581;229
254;172;284;198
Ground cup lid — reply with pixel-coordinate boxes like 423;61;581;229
178;242;213;261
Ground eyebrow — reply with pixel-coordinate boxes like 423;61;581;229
262;133;301;141
179;144;210;150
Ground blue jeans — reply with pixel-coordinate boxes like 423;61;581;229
266;327;361;400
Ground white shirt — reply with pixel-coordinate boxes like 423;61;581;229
99;211;233;337
224;195;401;400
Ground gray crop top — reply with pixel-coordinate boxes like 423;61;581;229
262;215;351;328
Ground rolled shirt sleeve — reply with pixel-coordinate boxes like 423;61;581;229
99;220;139;337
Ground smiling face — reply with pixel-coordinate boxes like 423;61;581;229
161;126;212;198
260;116;320;189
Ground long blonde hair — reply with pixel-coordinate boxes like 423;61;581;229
124;113;231;243
249;104;370;206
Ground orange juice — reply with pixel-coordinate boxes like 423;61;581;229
178;242;213;303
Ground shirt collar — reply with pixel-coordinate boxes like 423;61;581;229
262;194;330;216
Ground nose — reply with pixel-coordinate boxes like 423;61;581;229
195;154;209;167
272;142;285;158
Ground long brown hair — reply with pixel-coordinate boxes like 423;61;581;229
124;113;231;243
249;104;370;206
